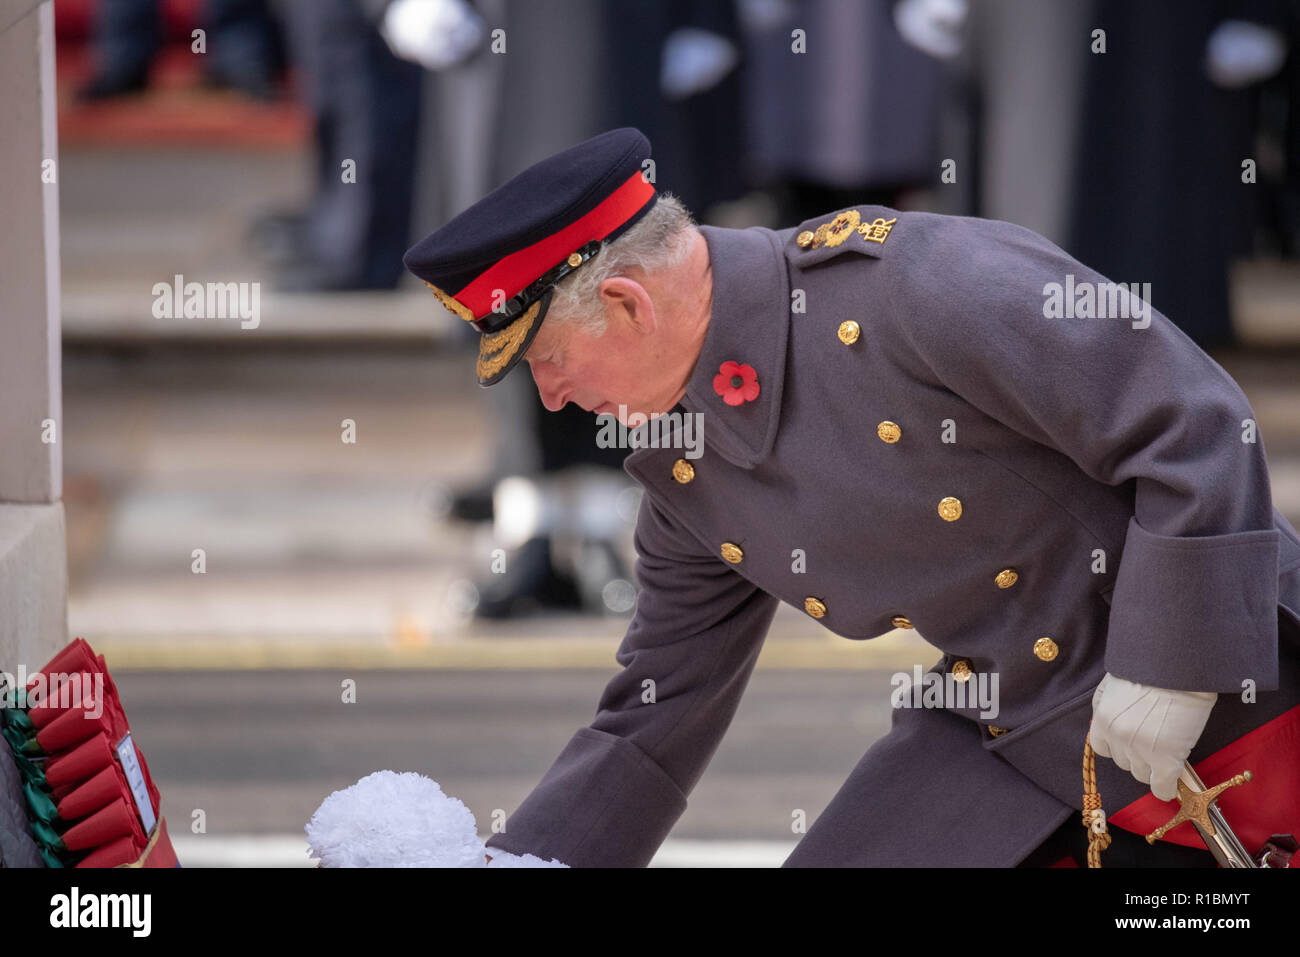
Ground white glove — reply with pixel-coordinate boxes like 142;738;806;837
1089;673;1216;801
660;28;739;101
1206;20;1287;88
380;0;486;72
893;0;967;60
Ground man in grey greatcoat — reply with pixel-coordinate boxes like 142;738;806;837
403;128;1300;867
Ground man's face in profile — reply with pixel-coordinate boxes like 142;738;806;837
523;278;682;426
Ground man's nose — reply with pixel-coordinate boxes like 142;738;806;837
529;363;570;412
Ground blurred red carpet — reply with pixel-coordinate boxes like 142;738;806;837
55;0;308;149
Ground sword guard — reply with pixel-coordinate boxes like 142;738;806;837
1145;769;1252;845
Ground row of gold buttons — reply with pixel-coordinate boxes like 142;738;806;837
871;418;1028;642
949;636;1059;683
719;543;839;619
675;444;1053;662
674;461;835;617
679;484;1020;625
730;314;1040;736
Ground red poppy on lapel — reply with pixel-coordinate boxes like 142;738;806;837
712;361;760;406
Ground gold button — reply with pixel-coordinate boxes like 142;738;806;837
671;459;695;484
994;568;1019;589
891;616;913;630
876;421;901;443
937;497;962;522
720;542;744;564
796;230;816;248
804;597;827;618
951;659;973;683
1033;637;1059;662
837;320;861;345
988;725;1008;738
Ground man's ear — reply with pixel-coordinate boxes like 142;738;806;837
599;277;656;334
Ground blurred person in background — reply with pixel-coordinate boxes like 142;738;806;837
601;0;747;219
248;0;446;291
408;0;629;619
410;0;747;620
1244;1;1300;258
1067;0;1295;348
79;0;283;100
944;0;1087;241
953;0;1296;348
740;0;948;224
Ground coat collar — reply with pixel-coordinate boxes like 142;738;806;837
662;224;791;470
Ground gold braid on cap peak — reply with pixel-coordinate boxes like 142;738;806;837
476;300;540;379
422;280;476;322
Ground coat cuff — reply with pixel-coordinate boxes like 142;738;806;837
483;726;688;867
1104;516;1280;693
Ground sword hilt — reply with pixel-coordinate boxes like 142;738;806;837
1144;762;1259;868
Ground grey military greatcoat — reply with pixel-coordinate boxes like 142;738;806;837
483;207;1300;867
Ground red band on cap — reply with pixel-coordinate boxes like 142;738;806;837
455;170;655;317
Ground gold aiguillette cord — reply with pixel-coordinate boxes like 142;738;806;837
1082;735;1111;867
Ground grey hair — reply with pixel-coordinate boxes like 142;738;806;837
546;192;698;337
